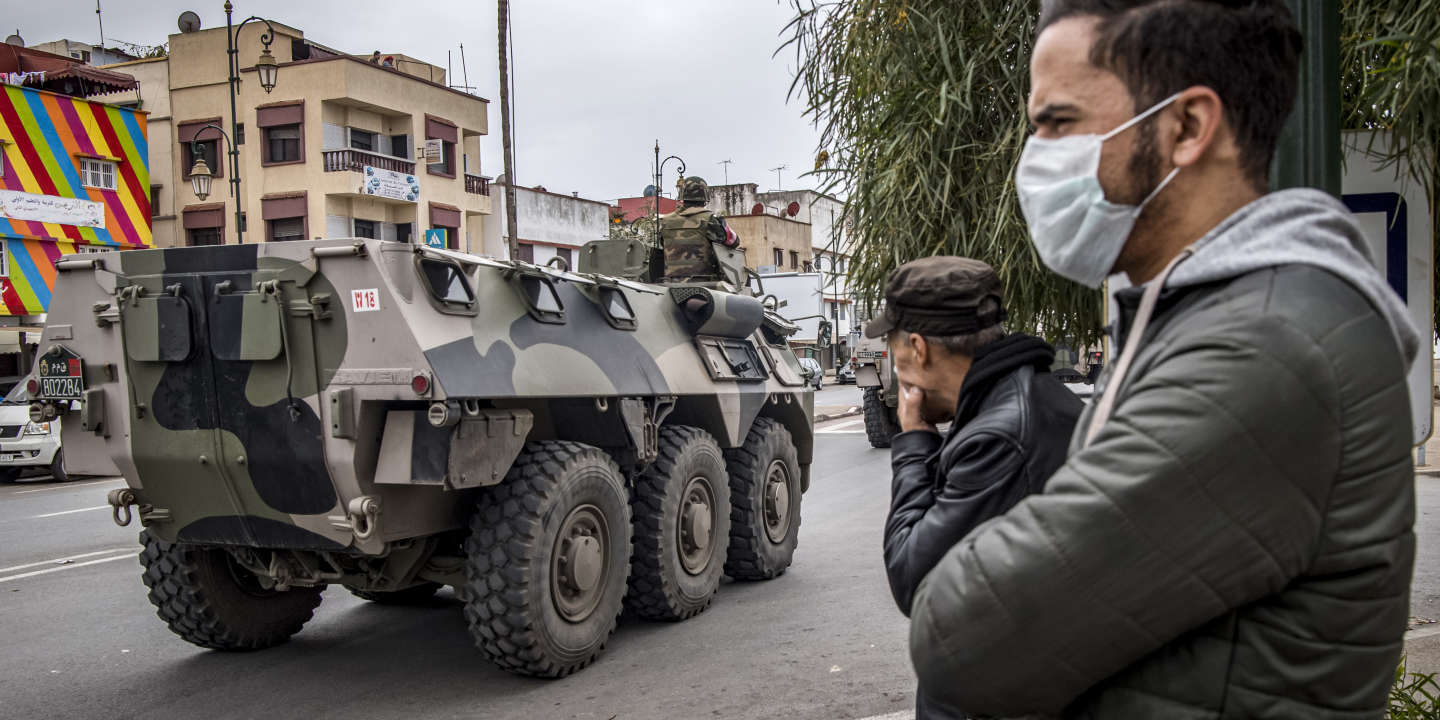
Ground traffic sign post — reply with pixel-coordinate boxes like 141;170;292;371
1341;131;1435;447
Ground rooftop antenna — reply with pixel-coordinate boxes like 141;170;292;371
770;164;788;192
718;159;732;186
459;42;472;94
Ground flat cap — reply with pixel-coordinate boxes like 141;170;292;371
863;256;1006;338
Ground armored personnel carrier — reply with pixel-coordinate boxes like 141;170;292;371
852;332;899;448
32;235;812;677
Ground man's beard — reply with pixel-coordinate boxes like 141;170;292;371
1123;118;1164;206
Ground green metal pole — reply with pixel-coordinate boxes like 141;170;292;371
1272;0;1341;196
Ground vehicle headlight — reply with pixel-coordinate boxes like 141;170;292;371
23;422;51;435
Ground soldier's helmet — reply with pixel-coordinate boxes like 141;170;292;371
679;176;709;205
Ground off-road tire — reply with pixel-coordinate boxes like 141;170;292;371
48;449;69;482
625;426;731;621
138;530;323;651
462;441;632;678
345;582;443;605
863;387;900;449
724;418;802;581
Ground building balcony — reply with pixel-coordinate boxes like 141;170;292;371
322;148;416;175
465;174;491;196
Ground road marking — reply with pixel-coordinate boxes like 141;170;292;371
0;552;133;584
818;418;867;433
14;478;123;494
848;713;913;720
30;505;109;519
0;548;134;575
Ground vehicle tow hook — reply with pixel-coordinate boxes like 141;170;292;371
107;488;137;527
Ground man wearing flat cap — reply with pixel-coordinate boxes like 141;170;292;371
869;256;1082;720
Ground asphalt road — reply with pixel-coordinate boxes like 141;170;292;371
0;421;916;720
6;422;1440;720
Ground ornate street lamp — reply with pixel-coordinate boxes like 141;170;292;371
188;124;239;239
254;45;279;93
652;141;687;246
189;157;214;201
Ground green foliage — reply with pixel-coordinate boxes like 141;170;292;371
1390;658;1440;719
785;0;1439;344
782;1;1096;343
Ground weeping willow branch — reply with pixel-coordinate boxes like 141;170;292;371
785;0;1440;343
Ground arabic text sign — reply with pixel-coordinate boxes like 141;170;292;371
0;189;105;229
360;166;419;203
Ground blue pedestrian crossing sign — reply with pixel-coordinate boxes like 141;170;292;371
423;228;448;249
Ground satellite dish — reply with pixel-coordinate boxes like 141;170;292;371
177;11;202;33
643;184;658;198
5;33;24;46
750;203;764;216
786;201;800;217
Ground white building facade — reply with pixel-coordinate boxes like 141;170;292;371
480;183;612;265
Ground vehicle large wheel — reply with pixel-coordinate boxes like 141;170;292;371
724;418;802;581
626;425;731;621
862;387;901;449
345;582;443;605
139;531;323;651
462;441;631;678
48;449;69;482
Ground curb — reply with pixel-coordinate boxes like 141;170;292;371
815;407;862;424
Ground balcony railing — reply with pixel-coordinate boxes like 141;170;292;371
465;174;491;196
322;148;415;175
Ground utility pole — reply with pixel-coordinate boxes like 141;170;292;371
770;164;787;192
498;0;520;260
1273;0;1340;195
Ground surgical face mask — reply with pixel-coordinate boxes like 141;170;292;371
1015;93;1183;288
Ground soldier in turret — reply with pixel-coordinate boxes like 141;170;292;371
659;177;738;282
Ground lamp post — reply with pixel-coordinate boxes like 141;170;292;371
652;141;686;246
187;1;280;244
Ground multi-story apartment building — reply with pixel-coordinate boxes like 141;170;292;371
98;19;490;250
481;183;610;264
0;45;149;382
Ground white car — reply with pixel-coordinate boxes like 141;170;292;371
798;358;823;390
0;382;68;482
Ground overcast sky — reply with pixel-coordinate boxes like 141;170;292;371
11;0;824;203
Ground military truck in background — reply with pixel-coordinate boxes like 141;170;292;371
32;234;813;678
852;331;899;448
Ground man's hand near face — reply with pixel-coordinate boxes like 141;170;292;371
898;382;939;434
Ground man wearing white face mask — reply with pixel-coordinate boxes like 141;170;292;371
908;1;1419;718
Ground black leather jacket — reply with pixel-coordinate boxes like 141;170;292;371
884;335;1083;618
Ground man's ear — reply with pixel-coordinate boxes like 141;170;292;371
907;332;930;367
1170;86;1225;170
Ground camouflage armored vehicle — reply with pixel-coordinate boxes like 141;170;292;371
33;235;812;677
852;331;899;448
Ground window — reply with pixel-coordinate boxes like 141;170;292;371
772;249;783;267
425;116;458;178
183;140;219;179
235;123;245;146
396;222;413;244
80;159;117;191
790;251;799;270
188;228;221;246
390;134;409;159
264;124;301;163
555;247;573;270
517;243;535;263
837;257;845;272
256;103;304;166
802;260;813;273
150;185;161;217
268;217;305;242
353;219;377;239
839;304;847;321
350;129;375;152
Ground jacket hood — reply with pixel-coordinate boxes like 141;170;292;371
1164;188;1420;369
952;334;1055;431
